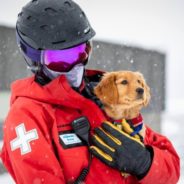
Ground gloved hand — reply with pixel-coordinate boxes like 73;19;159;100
90;121;152;179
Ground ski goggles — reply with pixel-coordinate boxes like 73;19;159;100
17;31;92;73
41;41;92;72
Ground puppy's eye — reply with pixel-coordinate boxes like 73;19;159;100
121;80;128;85
137;80;141;84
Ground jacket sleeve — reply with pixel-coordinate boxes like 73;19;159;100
139;126;180;184
1;104;66;184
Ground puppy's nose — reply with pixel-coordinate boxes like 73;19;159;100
136;88;144;95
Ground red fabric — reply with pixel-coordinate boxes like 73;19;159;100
109;114;143;125
1;71;180;184
129;113;143;126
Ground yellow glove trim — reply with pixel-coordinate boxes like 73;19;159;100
121;119;141;140
99;127;122;146
90;146;113;162
104;121;144;147
94;135;115;152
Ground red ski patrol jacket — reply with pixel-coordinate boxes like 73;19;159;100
1;70;180;184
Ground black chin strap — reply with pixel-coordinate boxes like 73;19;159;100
35;70;51;86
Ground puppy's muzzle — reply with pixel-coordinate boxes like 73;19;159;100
136;88;144;98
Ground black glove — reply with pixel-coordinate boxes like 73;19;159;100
90;121;152;179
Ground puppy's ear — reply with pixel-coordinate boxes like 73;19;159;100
94;73;119;105
143;82;151;106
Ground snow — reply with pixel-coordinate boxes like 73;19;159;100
0;0;184;183
0;174;15;184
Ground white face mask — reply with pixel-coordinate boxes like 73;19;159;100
43;63;85;88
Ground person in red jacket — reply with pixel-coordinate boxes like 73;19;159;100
1;0;180;183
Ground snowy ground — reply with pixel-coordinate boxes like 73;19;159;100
0;111;183;184
0;173;14;184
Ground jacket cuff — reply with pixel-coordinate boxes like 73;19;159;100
139;146;166;184
136;146;153;180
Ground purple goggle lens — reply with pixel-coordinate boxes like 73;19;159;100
41;42;91;72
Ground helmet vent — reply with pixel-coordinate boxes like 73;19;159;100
27;16;32;20
81;12;86;18
19;30;26;36
45;8;57;14
64;1;72;8
18;12;23;17
84;27;90;34
40;25;49;30
32;0;39;4
27;16;36;22
52;40;66;44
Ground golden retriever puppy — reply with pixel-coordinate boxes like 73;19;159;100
94;71;151;137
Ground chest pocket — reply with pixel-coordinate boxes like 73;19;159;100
59;130;86;149
59;116;90;148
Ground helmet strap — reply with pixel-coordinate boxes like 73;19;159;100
35;69;51;86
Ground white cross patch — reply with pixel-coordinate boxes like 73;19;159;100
10;123;39;155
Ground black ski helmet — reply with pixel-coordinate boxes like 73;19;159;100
16;0;96;50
